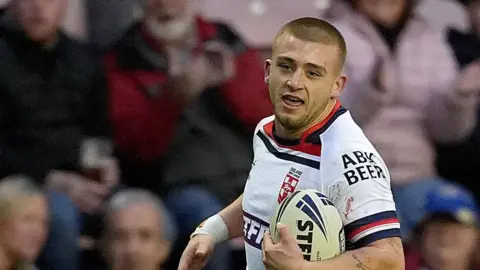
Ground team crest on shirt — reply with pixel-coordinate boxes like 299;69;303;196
277;167;303;203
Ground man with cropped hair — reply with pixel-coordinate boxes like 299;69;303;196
100;189;175;270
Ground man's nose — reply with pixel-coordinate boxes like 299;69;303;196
286;69;305;91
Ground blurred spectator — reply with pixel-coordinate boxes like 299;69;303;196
417;0;469;32
437;0;480;202
104;0;271;267
0;0;118;268
447;0;480;68
0;176;48;270
99;189;173;270
327;0;480;240
405;183;480;270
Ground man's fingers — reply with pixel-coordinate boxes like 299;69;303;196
263;230;274;248
262;234;269;267
276;223;294;243
178;243;197;270
81;189;105;211
203;40;235;80
101;158;119;188
87;181;109;197
75;195;101;214
195;240;210;257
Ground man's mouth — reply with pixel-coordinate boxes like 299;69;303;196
282;94;304;107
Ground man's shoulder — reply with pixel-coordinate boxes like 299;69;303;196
319;113;389;187
321;111;371;144
320;112;379;163
254;115;275;134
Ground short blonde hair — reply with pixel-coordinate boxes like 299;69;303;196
0;175;44;270
273;17;347;70
0;175;44;220
103;188;177;243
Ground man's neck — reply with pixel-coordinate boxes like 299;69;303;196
275;99;337;140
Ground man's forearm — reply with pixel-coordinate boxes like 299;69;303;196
303;238;404;270
219;194;244;239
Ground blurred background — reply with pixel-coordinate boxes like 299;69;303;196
0;0;478;269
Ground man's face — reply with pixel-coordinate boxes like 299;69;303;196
265;33;346;131
143;0;188;21
0;195;49;262
355;0;408;27
13;0;65;43
421;220;478;269
103;203;170;270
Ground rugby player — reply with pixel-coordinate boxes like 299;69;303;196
178;17;404;270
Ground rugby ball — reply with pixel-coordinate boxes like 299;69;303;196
269;189;345;261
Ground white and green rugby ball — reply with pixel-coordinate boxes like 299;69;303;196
269;189;346;261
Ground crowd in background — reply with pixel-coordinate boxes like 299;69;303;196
0;0;479;269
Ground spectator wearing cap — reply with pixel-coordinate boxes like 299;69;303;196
405;183;480;270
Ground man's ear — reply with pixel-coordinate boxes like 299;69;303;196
331;74;348;99
264;59;272;84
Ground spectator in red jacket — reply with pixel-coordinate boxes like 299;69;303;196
103;0;272;268
405;182;480;270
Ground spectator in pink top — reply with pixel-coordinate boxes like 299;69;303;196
326;0;480;240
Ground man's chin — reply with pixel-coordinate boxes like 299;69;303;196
275;113;303;130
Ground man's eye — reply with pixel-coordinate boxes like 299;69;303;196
307;70;321;77
278;64;292;70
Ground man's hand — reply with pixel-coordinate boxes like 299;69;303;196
262;223;305;270
100;157;120;189
178;234;215;270
168;41;235;101
46;171;110;213
456;60;480;97
202;40;235;85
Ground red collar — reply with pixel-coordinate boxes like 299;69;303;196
262;101;343;156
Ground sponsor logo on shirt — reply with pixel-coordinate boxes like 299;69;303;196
243;211;269;249
341;151;386;185
278;167;303;203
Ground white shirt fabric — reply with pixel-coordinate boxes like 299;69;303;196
242;103;401;270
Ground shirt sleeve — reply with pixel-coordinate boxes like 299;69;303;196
322;145;401;248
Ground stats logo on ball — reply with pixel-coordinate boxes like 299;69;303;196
278;167;303;203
